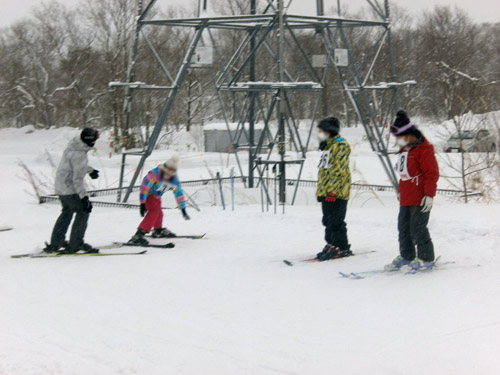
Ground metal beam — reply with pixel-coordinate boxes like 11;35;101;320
248;0;257;187
123;25;206;202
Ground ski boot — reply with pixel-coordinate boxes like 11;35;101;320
79;243;99;254
384;255;411;271
43;243;60;253
409;258;435;271
316;244;332;260
151;227;176;238
43;240;69;253
59;242;99;254
127;229;149;246
316;245;352;261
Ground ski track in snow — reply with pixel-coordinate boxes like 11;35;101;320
1;126;500;374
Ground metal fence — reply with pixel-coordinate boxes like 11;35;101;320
39;176;478;210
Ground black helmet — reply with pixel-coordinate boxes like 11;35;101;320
318;117;340;136
80;128;99;147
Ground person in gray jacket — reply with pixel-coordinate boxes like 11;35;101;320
44;128;100;253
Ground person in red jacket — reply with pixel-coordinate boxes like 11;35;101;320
388;110;439;270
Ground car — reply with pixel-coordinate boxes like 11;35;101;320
444;129;497;153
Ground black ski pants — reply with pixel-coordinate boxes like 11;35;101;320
322;198;349;250
398;206;435;262
50;194;89;248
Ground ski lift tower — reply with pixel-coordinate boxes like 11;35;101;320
111;0;414;205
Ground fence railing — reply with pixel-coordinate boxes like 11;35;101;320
38;176;479;210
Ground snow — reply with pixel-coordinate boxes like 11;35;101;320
109;81;146;88
439;61;480;82
204;122;265;131
1;122;500;374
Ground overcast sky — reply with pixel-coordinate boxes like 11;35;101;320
0;0;499;28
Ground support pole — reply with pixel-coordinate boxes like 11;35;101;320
217;172;226;210
317;0;324;16
123;0;144;151
248;0;257;188
231;168;235;211
117;152;126;202
384;0;399;111
277;0;286;205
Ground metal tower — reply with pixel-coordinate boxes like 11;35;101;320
111;0;414;204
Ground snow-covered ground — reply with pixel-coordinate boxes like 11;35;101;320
1;124;500;374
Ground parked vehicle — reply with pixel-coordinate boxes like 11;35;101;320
444;129;496;153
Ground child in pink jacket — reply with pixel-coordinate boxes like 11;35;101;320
128;156;190;245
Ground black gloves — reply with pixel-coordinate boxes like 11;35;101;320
319;140;327;151
181;208;190;221
81;196;93;213
140;203;147;217
89;169;99;180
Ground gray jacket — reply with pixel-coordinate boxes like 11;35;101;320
54;137;94;198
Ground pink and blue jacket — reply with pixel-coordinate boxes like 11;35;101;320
139;166;186;209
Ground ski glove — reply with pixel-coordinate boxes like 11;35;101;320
420;196;433;213
89;169;99;180
81;196;93;213
325;193;337;203
181;208;190;221
140;203;147;217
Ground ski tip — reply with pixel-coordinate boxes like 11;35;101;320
283;260;293;266
184;233;206;239
164;243;175;248
301;258;319;263
338;271;364;279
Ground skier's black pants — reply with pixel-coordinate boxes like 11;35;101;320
50;194;89;248
398;206;434;262
322;199;349;250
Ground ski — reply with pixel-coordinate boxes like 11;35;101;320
283;250;376;266
339;256;455;279
116;242;175;249
0;227;13;232
174;234;206;239
12;250;147;258
12;241;175;258
146;233;206;240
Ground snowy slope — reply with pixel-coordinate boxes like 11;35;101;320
1;126;500;374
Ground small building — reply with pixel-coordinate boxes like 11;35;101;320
204;122;264;153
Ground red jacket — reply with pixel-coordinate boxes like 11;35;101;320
397;138;439;206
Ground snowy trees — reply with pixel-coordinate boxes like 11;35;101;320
0;1;498;149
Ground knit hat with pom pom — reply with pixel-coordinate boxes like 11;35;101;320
162;155;180;170
390;110;417;136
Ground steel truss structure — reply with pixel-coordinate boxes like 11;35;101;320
111;0;415;204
